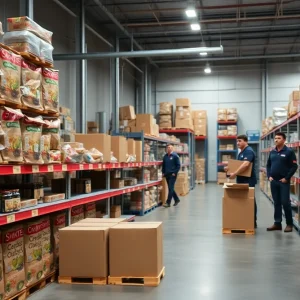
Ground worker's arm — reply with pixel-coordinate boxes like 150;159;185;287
174;154;181;175
284;150;298;181
232;161;251;176
266;153;272;181
162;155;166;176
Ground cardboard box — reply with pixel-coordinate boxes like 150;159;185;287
289;91;300;103
109;223;163;277
136;114;154;135
71;223;117;227
120;119;136;127
79;218;126;223
59;227;109;277
159;102;173;115
127;138;136;156
75;134;111;162
193;110;207;119
152;124;159;137
222;183;255;230
110;205;121;218
194;124;207;135
176;98;191;107
227;159;252;177
135;141;142;162
218;172;227;179
119;106;136;120
160;178;168;205
175;119;193;129
87;121;97;128
193;118;207;125
110;179;124;189
111;136;128;162
59;106;71;116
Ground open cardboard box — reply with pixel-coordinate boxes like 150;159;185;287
227;159;253;177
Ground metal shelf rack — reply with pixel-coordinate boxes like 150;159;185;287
195;136;208;183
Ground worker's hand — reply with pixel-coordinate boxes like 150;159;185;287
224;166;229;172
280;178;287;183
172;173;176;176
269;177;274;182
229;173;236;179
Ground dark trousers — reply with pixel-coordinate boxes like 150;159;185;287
270;180;293;226
165;174;180;205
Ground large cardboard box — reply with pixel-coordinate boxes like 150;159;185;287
176;98;191;107
222;184;255;230
79;218;127;223
59;227;109;277
193;110;207;119
136;114;154;135
71;223;117;227
175;110;192;120
127;138;136;156
193;118;207;125
194;124;207;135
227;159;252;177
152;124;159;137
160;178;168;205
135;141;142;162
289;91;300;103
159;102;173;115
111;136;128;162
110;205;121;218
75;133;111;162
175;119;193;129
159;115;172;128
109;223;163;277
119;106;136;120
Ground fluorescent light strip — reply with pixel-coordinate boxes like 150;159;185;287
200;52;208;56
191;23;201;31
186;9;197;18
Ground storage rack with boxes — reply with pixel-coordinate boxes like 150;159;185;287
260;112;300;232
217;108;238;184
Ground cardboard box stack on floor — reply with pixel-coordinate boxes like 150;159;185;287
175;98;193;130
195;158;205;183
160;178;168;205
159;102;173;128
193;110;207;136
222;183;255;230
175;171;189;196
119;105;136;132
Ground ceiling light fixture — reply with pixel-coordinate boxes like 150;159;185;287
200;52;208;56
204;63;211;74
185;9;197;18
191;23;201;31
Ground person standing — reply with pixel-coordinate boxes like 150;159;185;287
162;144;181;207
266;132;298;233
225;134;257;227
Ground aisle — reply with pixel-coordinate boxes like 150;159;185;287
31;184;300;300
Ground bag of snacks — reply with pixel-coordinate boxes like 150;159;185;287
0;107;24;162
0;47;22;104
20;60;43;110
61;144;83;163
42;119;60;150
40;217;54;276
42;68;59;113
21;115;45;164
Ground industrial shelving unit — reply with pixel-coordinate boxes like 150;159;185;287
159;129;195;190
195;136;208;183
216;120;238;179
260;112;300;232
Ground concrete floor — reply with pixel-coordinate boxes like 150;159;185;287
31;184;300;300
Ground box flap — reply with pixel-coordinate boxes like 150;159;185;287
223;183;249;190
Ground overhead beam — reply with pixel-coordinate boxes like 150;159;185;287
20;0;34;18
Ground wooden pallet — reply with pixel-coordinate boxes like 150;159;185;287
6;290;27;300
0;99;23;109
26;271;56;297
19;52;54;68
58;276;107;285
195;180;205;184
222;228;255;235
108;267;165;287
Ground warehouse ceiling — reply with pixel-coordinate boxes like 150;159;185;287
58;0;300;66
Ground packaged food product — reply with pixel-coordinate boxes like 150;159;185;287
71;205;84;224
42;119;60;150
0;107;24;162
2;225;26;298
0;237;5;300
84;202;96;218
7;17;53;44
42;68;59;113
0;47;22;104
40;217;54;276
61;144;83;163
40;39;53;65
24;219;45;286
21;115;45;164
20;60;42;110
51;213;66;268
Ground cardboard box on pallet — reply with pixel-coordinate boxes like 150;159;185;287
110;205;121;218
222;183;255;230
135;141;143;162
59;227;109;277
159;115;172;128
159;102;173;115
193;118;207;125
160;178;168;205
176;98;191;107
109;222;163;277
119;105;136;120
194;124;207;136
175;119;193;129
75;133;111;162
175;110;192;120
127;138;136;156
152;124;159;137
111;136;128;163
193;110;207;119
136;114;154;135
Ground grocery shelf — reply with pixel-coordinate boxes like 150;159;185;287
217;121;237;125
217;136;237;139
159;129;194;134
195;136;206;140
0;161;162;176
0;180;162;226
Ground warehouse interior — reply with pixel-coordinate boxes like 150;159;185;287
0;0;300;299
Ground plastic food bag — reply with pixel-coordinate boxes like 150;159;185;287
42;119;60;150
40;39;53;64
111;152;117;163
89;148;103;161
42;68;59;112
62;144;83;163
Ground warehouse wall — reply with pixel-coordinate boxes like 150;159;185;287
0;0;136;131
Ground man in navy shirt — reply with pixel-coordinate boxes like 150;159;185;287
225;134;257;227
266;132;298;233
162;144;181;207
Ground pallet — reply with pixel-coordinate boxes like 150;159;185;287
26;271;56;297
195;180;205;184
58;276;107;285
222;228;255;235
19;52;54;68
6;290;27;300
108;267;165;287
0;99;23;109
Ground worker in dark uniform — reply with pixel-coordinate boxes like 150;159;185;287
266;132;298;233
225;134;257;228
162;144;181;207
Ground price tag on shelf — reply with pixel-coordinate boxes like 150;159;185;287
13;166;21;174
146;185;148;189
62;164;68;171
7;214;15;223
112;164;116;168
98;164;102;169
103;165;106;169
79;164;84;170
32;165;39;173
31;209;38;217
48;165;54;172
123;190;125;194
89;164;93;170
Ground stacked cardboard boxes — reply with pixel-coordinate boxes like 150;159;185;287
175;98;193;130
119;105;136;132
288;91;300;118
195;158;205;183
136;114;159;136
87;121;98;133
217;108;238;121
160;178;168;205
218;125;237;136
222;184;255;231
193;110;207;136
159;102;173;128
175;171;189;195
